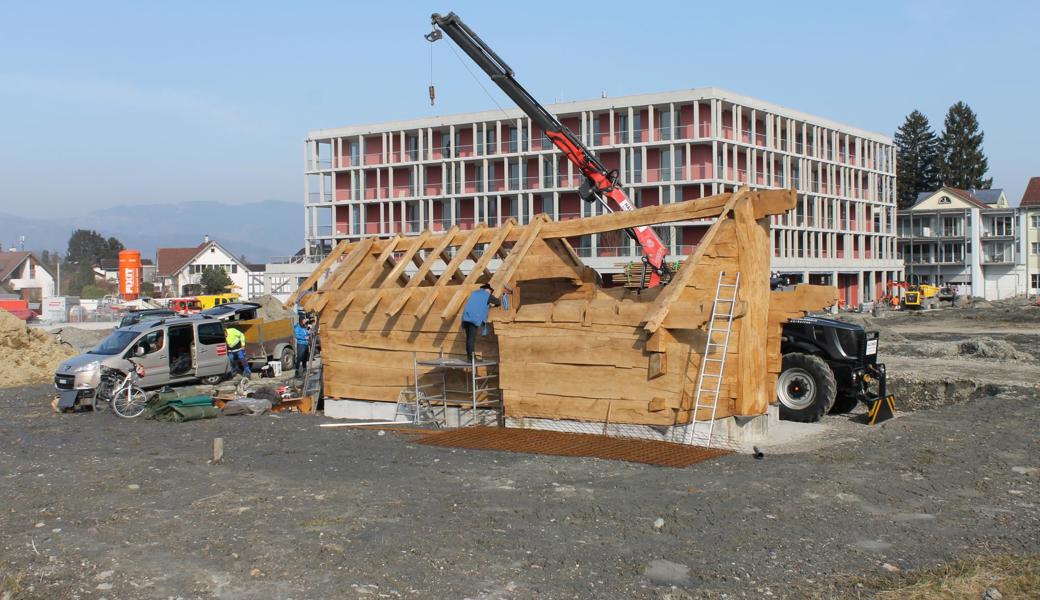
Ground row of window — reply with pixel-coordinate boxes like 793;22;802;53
189;263;238;274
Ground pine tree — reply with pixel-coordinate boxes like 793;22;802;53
937;101;991;190
894;110;940;209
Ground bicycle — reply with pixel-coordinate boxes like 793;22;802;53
97;358;150;418
52;328;74;350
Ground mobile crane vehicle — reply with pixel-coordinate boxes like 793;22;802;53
427;12;889;422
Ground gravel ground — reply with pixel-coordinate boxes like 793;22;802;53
0;382;1037;599
2;305;1037;599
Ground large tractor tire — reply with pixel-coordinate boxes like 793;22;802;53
776;353;837;423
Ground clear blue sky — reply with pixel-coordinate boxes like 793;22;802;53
1;0;1037;218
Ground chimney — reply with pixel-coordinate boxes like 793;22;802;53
204;234;210;244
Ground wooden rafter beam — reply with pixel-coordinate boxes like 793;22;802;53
488;215;546;297
642;189;748;334
361;231;431;314
384;226;461;317
328;235;402;313
440;221;515;319
309;237;375;313
414;223;490;317
284;240;351;308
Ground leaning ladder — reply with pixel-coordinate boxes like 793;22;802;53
683;271;740;447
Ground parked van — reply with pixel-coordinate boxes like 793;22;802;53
54;316;230;405
197;293;240;310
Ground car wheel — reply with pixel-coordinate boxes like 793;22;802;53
776;353;837;423
200;375;223;385
281;347;295;373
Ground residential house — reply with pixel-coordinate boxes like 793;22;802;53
897;186;1027;299
1021;177;1040;296
155;236;257;299
0;250;56;308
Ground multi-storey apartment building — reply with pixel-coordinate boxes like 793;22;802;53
897;186;1028;299
1021;177;1040;296
304;88;902;307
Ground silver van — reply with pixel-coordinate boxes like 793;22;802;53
54;316;230;403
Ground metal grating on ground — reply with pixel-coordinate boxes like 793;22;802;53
414;427;732;468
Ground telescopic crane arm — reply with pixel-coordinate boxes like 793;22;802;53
427;12;670;287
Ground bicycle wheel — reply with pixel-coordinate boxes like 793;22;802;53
112;385;148;419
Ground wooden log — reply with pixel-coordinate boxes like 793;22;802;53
732;196;771;416
414;223;490;316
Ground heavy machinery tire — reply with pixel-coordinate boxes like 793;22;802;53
829;392;859;414
776;353;837;423
281;347;296;373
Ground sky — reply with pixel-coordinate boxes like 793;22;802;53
0;0;1037;219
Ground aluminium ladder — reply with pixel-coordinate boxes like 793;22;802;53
683;271;740;447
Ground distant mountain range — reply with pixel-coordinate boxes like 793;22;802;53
0;200;303;264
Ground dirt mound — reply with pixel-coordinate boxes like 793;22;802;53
957;338;1032;361
57;326;112;353
886;337;1035;362
254;295;294;322
0;311;77;387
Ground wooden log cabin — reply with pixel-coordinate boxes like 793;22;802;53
288;187;837;427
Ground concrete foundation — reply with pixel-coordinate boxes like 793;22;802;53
323;397;782;450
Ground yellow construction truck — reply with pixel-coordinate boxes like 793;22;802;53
902;283;956;310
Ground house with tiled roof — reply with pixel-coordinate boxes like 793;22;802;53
898;186;1027;299
1021;177;1040;296
0;250;55;309
155;236;259;299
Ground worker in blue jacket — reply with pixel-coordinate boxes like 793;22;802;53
460;283;506;363
293;318;310;377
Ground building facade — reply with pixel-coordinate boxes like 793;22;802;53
155;237;259;299
0;250;55;308
1021;177;1040;296
897;187;1028;299
304;88;902;307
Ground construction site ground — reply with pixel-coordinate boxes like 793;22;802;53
1;303;1038;599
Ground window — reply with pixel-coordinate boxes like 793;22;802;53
591;115;600;145
990;216;1014;236
485;128;495;155
632;114;642;143
197;322;225;346
542;157;555;188
348;141;359;165
630;151;642;183
509;160;520;189
1032;242;1040;256
660;149;671;181
231;264;237;274
406;135;418;161
268;275;290;293
617;114;628;143
134;330;164;356
938;196;951;204
476;128;484;155
942;216;962;237
487;162;498;192
657;110;671;141
1033;274;1040;291
440;132;451;155
508;127;518;153
1031;214;1040;228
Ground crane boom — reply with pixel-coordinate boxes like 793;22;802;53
427;12;670;287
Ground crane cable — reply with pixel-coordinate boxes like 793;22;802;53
444;38;512;121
